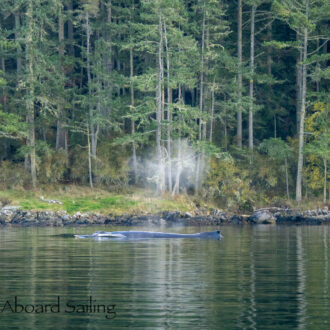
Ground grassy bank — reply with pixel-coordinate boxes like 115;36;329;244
0;185;201;215
0;185;327;216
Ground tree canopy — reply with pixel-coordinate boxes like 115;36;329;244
0;0;328;207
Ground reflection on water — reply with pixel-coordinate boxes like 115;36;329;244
0;225;329;328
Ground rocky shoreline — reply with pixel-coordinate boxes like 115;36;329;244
0;205;330;227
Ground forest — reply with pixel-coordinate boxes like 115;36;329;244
0;0;329;211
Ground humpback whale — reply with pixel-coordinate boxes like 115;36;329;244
74;230;222;240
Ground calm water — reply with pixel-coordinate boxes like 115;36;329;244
0;225;329;329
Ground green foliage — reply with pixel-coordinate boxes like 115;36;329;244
38;148;68;184
69;141;130;188
249;152;289;195
0;0;328;204
93;141;130;188
0;110;27;139
0;161;29;189
206;156;255;211
303;101;329;195
259;138;292;160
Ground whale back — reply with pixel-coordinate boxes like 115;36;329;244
199;230;222;239
75;230;222;240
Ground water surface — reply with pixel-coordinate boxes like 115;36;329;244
0;225;329;329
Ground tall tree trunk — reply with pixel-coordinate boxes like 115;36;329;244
95;69;101;159
200;24;210;185
130;47;138;183
203;25;209;141
195;6;206;192
67;0;74;56
209;82;215;142
163;20;172;192
237;0;243;148
15;11;25;168
248;5;256;150
87;125;93;189
103;0;112;129
1;49;7;112
267;22;276;138
65;0;73;153
56;8;67;153
296;2;309;201
224;95;228;151
14;11;22;73
156;15;165;194
324;158;327;203
267;22;272;75
85;12;98;159
172;84;182;196
316;38;320;93
107;0;113;91
172;135;182;197
296;32;303;134
285;157;290;199
26;0;37;188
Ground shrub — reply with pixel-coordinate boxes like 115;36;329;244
0;161;30;189
38;148;68;184
205;156;255;211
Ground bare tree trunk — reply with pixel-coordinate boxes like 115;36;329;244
161;77;165;122
87;126;93;189
156;15;165;194
248;5;256;150
285;157;290;199
95;69;101;159
64;1;74;156
203;25;209;141
237;0;243;148
316;38;320;93
200;25;210;183
163;21;172;192
27;0;37;188
324;158;327;203
296;31;303;134
172;137;182;196
56;9;67;153
14;12;22;73
105;0;113;123
209;83;215;142
107;1;113;71
195;7;206;192
15;11;26;168
223;95;228;151
267;22;276;138
129;47;138;183
85;12;98;160
172;84;182;196
296;2;309;202
267;22;272;75
67;0;74;56
1;49;7;112
86;11;92;114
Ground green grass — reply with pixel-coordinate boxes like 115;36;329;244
62;196;137;214
0;185;198;215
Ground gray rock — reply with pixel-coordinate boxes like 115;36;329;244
249;210;276;224
230;215;244;224
1;205;20;211
62;214;70;221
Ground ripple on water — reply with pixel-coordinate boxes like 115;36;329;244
0;225;329;328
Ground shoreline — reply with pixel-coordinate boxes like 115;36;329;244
1;206;329;227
